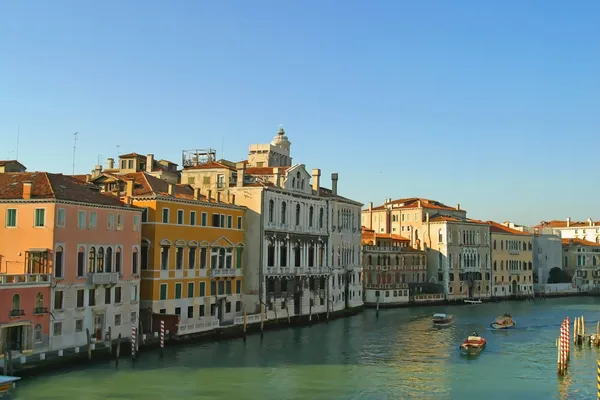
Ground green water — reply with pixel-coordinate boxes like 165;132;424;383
13;297;600;400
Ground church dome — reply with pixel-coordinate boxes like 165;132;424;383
271;126;291;150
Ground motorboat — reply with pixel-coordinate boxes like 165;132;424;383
460;334;486;354
490;313;516;329
432;313;455;326
464;299;482;304
0;375;20;397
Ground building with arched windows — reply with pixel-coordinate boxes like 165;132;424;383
0;171;142;354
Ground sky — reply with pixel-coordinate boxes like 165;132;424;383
0;0;598;226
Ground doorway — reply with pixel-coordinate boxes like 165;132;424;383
294;282;302;316
7;325;23;351
217;298;225;321
94;314;105;341
511;280;518;296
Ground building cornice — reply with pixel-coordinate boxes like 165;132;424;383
131;194;245;211
0;198;141;212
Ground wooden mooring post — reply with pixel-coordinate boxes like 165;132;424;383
376;296;380;318
260;305;264;339
596;359;600;399
243;312;247;342
107;327;112;355
131;326;136;364
86;328;92;360
286;302;291;324
115;333;121;368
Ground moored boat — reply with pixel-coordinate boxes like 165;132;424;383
490;313;516;329
460;333;486;354
432;313;455;326
0;375;20;397
464;299;482;304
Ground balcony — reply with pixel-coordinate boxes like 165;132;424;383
363;246;405;252
9;309;24;317
0;274;51;285
210;268;236;278
87;272;120;286
33;307;49;315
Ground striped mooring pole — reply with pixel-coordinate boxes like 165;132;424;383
131;326;136;361
597;359;600;400
160;320;165;358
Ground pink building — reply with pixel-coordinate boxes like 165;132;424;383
0;172;142;353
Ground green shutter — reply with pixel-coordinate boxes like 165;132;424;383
236;248;243;269
199;282;205;297
175;283;182;299
187;282;194;298
160;284;167;300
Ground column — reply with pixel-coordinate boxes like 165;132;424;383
275;238;280;267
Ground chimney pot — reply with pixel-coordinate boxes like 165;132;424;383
107;158;114;169
207;190;212;202
567;217;571;227
456;203;461;210
236;162;246;187
331;173;338;196
417;199;421;208
168;183;174;196
311;168;321;194
231;194;236;205
194;188;201;200
126;179;134;198
217;192;221;203
22;181;32;200
146;154;154;173
369;202;373;211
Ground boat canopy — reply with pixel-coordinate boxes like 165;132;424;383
433;313;447;318
0;376;20;385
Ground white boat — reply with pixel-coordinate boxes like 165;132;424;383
432;313;455;326
464;299;482;304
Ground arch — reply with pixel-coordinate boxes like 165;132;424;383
54;245;64;277
295;204;301;225
96;247;105;272
175;239;186;247
88;246;96;273
281;201;287;224
141;238;152;246
319;208;324;228
160;239;172;246
36;292;43;308
12;293;20;310
309;206;314;227
188;240;199;247
268;199;274;223
105;247;113;272
211;236;234;247
199;240;211;247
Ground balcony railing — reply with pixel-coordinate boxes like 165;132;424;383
9;309;24;317
0;274;51;285
33;307;49;315
87;272;120;286
210;268;236;278
363;246;406;252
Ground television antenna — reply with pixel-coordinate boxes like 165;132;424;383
72;132;79;174
16;125;20;160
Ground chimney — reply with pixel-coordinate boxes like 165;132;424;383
456;204;461;210
22;182;32;200
236;162;245;187
126;179;134;198
566;217;571;227
588;218;593;226
369;202;373;211
231;194;236;205
146;154;154;173
275;168;282;187
107;158;114;169
217;192;221;203
312;168;321;193
168;183;174;196
331;173;338;195
207;190;212;202
194;188;201;200
417;199;421;208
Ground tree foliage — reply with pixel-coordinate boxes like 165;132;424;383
547;267;572;284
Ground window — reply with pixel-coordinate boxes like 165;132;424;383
210;281;217;296
97;247;105;272
281;202;287;224
237;216;242;229
220;214;225;227
199;282;206;297
77;211;86;229
226;281;232;294
177;210;184;225
107;214;115;230
160;284;167;300
319;208;324;229
133;215;140;231
89;211;97;229
236;247;243;269
227;215;233;229
225;302;231;313
84;290;94;308
309;206;314;227
105;287;111;304
115;247;122;274
217;174;225;188
187;306;194;318
162;208;170;223
77;247;85;276
212;214;220;227
53;322;62;336
235;301;241;312
236;280;241;294
176;246;184;269
77;289;84;308
141;208;148;222
105;247;113;272
199;305;205;317
175;283;182;299
54;246;64;278
200;248;207;268
56;208;65;228
35;324;43;342
201;212;207;226
116;214;124;231
269;200;274;223
131;312;137;324
54;291;64;310
34;208;45;227
75;319;83;332
161;244;170;270
88;247;96;273
131;285;138;302
141;241;149;270
187;282;194;298
295;204;301;225
218;281;225;295
132;248;138;275
115;287;122;303
188;247;196;269
190;211;196;225
11;294;21;314
115;314;121;326
35;292;44;312
175;307;181;316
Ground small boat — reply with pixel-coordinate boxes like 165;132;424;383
0;375;20;397
460;334;487;354
490;313;516;329
464;299;482;304
432;313;455;326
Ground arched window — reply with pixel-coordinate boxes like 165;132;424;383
115;247;122;274
105;247;113;272
88;247;96;273
295;204;301;225
281;202;287;224
12;293;20;311
219;248;226;269
54;246;64;278
438;229;443;243
319;208;324;229
268;200;274;223
97;247;104;272
141;240;150;270
34;324;42;343
36;292;43;308
77;246;86;277
309;206;314;227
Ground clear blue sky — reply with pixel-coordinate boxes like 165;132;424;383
1;1;598;225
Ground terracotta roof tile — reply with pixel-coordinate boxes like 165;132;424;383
539;220;600;228
0;172;131;208
0;160;26;168
562;238;600;247
118;153;145;159
183;161;235;171
368;197;460;212
486;221;531;236
245;166;290;175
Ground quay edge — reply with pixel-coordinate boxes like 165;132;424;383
5;305;364;379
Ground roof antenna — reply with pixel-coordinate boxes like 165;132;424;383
221;136;224;160
72;132;79;174
16;125;20;160
116;144;120;156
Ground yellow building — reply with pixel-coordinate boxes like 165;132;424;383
488;221;534;297
90;171;245;334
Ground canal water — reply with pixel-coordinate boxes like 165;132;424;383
12;297;600;400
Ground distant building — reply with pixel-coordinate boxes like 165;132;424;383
538;218;600;243
0;160;26;173
562;238;600;291
83;153;180;185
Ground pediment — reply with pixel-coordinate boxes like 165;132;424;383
211;236;234;247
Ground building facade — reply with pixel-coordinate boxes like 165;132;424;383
488;222;534;297
0;172;142;352
89;171;246;334
538;218;600;243
562;238;600;291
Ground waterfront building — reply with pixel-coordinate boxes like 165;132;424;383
181;127;363;318
362;198;491;300
0;172;142;352
0;160;26;173
88;171;246;333
78;153;180;185
562;238;600;291
361;228;428;306
537;218;600;243
488;221;534;297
